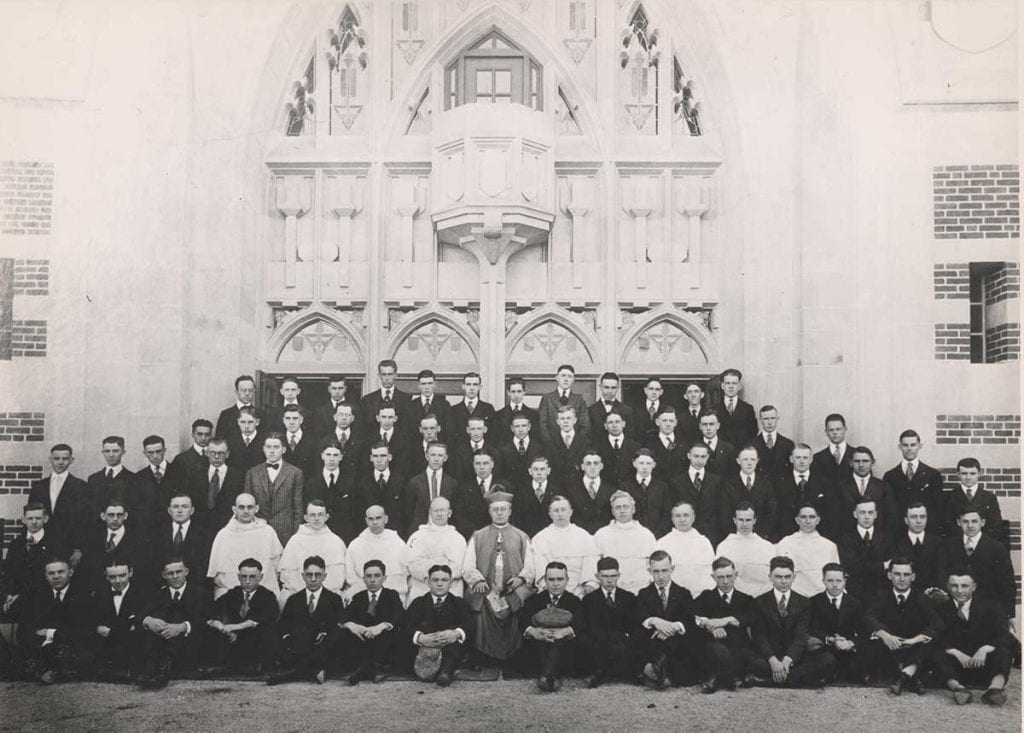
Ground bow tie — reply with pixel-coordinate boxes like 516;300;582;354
266;462;280;470
112;590;123;597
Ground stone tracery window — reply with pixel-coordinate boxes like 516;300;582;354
619;6;661;134
444;30;543;111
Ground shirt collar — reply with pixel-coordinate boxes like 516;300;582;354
236;400;250;410
561;430;575;441
323;468;338;482
108;526;125;540
963;533;978;547
773;588;789;604
209;463;226;478
288;429;303;442
28;528;45;542
307;588;321;601
174;519;191;535
376;469;390;481
688;466;703;480
106;465;124;477
858;526;873;540
705;437;717;449
170;583;187;596
192;445;205;456
903;459;918;472
893;588;909;601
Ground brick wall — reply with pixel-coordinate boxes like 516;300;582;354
0;412;45;442
0;161;54;235
933;263;970;299
11;320;47;357
983;262;1020;305
1009;520;1021;552
940;467;1021;498
985;322;1020;362
12;259;49;296
934;323;971;360
935;414;1021;445
0;464;43;496
933;164;1020;239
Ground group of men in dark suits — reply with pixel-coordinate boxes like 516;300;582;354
0;362;1016;703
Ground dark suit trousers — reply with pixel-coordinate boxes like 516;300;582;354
932;646;1013;684
748;649;836;687
583;633;637;678
701;641;762;682
638;631;703;684
278;627;343;675
219;624;277;671
93;632;141;677
339;627;398;670
521;637;579;677
862;638;932;678
24;638;91;679
140;628;201;677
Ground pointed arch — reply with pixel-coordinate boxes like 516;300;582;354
505;305;599;369
616;305;720;367
384;307;480;364
265;304;368;365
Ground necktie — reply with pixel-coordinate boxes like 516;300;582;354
308;593;316;615
106;468;114;479
831;596;839;612
289;434;297;450
112;589;123;598
563;433;572;449
727;398;735;415
517;439;526;455
479;478;487;496
639;478;647;491
267;462;280;470
691;409;698;420
208;469;221;511
434;596;443;610
466;400;475;413
54;590;63;603
424;398;431;412
965;542;974;557
721;592;729;605
906;463;914;482
173;525;184;550
777;594;787;619
965;488;974;501
328;472;337;491
587;480;596;500
430;471;439;500
766;433;775;449
859;478;867;495
549;595;560;610
172;590;181;603
367;592;378;615
26;533;35;545
154;465;163;483
612;438;620;452
383;390;392;406
665;436;675;451
957;601;968;621
798;475;807;491
559;392;569;406
745;475;753;490
240;591;251;618
693;473;702;491
605;592;615;609
659;586;668;611
536;483;546;501
833;445;842;464
106;532;116;552
377;473;387;494
648;403;656;418
381;431;389;446
862;531;872;546
896;593;906;609
338;432;348;450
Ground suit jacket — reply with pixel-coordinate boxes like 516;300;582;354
87;467;135;526
510;482;559;537
492;404;541;443
167;448;209;497
404;470;459;537
306;473;361;544
226;431;268;472
27;473;93;551
342;587;405;630
80;524;152;593
703;439;738;478
354;471;408;537
676;407;704;449
635;581;695;627
214;585;279;627
150;519;214;585
360;388;414;434
130;466;172;529
566;478;617;534
594;435;643;487
520;589;583;635
449;399;497;439
940;535;1016;617
496;437;546;492
671;471;726;545
753;433;796;479
1;529;67;602
723;474;779;542
450;439;504;483
644;434;687;484
830;476;899;540
244;461;305;546
186;465;244;529
692;588;757;647
142;581;211;631
88;582;148;648
359;429;415;479
283;433;320;479
537;391;591;446
588;400;638;441
774;472;832;539
882;461;944;519
579;586;638;647
892;532;944;591
717;399;758;449
408;395;455;443
752;590;810;662
266;403;315;437
451;476;511;539
936;595;1014;654
941;486;1004;542
622;476;676;539
17;581;90;650
808;592;864;648
404;592;472;639
864;587;943;640
837;529;892;600
810;445;855;487
216;404;263;448
311;400;357;441
544;430;589;487
278;587;345;642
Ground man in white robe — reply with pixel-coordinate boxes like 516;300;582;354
593;491;656;594
407;497;467;601
716;501;774;598
655;501;715;595
207;492;283;599
773;502;839;596
345;504;409;605
530;495;599;598
278;499;347;600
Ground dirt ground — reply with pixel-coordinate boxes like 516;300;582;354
0;679;1020;733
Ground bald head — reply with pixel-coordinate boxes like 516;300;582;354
365;504;388;534
233;493;258;523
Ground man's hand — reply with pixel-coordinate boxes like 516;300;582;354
143;617;167;633
96;625;111;638
505;577;525;593
548;628;572;642
901;634;931;647
769;657;788;685
947;649;972;667
524;626;547;641
711;627;727;640
834;638;854;652
69;549;83;569
35;628;52;638
969;648;990;669
648;618;678;637
2;594;17;615
364;624;388;639
435;629;460;646
876;630;902;651
472;580;489;594
160;622;187;639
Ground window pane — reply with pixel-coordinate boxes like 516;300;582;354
476;70;492;94
495;70;512;95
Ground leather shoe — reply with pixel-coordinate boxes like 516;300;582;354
738;674;765;688
40;670;56;685
905;674;924;695
436;670;452;687
345;666;364;686
265;669;296;686
888;675;906;696
372;666;389;684
585;673;603;689
952;688;973;705
315;669;326;685
981;688;1006;706
700;676;718;694
536;674;555;692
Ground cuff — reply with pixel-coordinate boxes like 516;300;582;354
183;621;192;636
455;628;467;643
413;631;422;645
